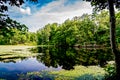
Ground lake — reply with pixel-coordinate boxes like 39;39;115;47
0;46;113;80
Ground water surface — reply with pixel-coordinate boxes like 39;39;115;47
0;46;113;79
0;46;61;80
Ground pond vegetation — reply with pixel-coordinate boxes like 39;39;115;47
0;46;36;63
19;66;106;80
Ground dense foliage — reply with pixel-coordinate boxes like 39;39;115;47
2;10;120;47
36;11;103;46
0;17;37;45
37;11;120;47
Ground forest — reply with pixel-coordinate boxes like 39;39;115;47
37;11;120;47
1;10;120;47
0;16;37;45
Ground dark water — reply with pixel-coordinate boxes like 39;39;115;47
0;46;114;80
36;47;114;69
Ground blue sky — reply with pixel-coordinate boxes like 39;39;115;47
7;0;93;32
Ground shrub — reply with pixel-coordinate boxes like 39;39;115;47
104;61;116;79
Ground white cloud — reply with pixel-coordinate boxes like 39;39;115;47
16;0;93;32
20;7;31;15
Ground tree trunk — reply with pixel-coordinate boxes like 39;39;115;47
108;0;120;79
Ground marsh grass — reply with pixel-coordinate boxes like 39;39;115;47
50;66;106;80
19;65;106;80
0;45;37;62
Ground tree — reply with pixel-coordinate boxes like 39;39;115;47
0;0;23;29
0;0;38;12
0;0;37;30
86;0;120;79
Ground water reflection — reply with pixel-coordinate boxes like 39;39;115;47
0;46;114;79
36;47;77;70
0;58;56;80
0;46;61;80
35;47;114;70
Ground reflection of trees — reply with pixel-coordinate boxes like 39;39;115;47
36;47;77;70
76;48;113;67
36;47;114;70
53;47;77;70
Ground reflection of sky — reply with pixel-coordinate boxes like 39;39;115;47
0;58;61;79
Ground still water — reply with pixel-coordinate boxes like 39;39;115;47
0;58;61;79
0;46;113;80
